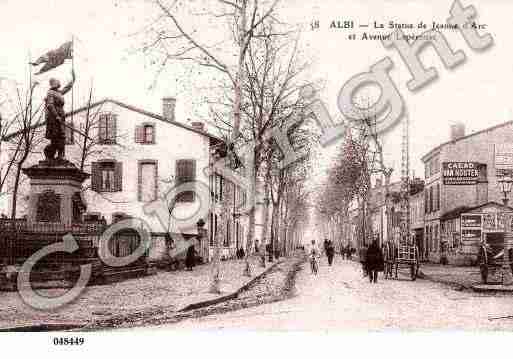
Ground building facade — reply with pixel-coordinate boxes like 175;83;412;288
0;97;253;263
421;121;513;263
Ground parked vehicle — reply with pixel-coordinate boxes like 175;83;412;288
383;238;420;281
478;236;513;284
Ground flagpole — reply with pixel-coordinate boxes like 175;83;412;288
71;35;75;124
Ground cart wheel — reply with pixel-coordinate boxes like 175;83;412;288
410;264;417;281
480;264;488;284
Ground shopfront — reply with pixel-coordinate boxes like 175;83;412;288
459;202;513;263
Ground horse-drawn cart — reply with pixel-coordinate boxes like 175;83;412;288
383;241;420;281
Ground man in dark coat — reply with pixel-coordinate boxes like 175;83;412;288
44;71;75;161
366;239;384;283
185;243;197;271
326;239;335;266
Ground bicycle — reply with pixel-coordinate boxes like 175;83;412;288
310;254;318;275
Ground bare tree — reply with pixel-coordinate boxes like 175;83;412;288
134;0;282;293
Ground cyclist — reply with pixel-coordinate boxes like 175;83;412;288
309;239;319;275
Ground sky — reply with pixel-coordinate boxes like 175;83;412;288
1;0;512;184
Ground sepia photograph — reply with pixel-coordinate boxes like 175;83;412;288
0;0;512;355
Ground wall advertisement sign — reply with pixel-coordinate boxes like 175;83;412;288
442;162;480;185
461;214;482;228
461;229;482;241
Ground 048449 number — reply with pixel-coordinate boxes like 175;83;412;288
53;337;84;346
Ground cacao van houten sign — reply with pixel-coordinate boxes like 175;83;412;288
442;162;480;185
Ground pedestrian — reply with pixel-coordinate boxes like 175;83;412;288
340;245;346;260
185;243;197;271
323;238;329;256
359;245;368;277
326;239;335;266
309;240;319;274
346;244;352;260
366;239;384;283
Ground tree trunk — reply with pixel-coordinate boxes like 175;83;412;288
243;159;257;277
260;181;271;267
384;171;392;243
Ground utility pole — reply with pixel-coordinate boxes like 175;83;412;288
400;113;411;244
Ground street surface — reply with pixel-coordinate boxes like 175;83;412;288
159;258;513;331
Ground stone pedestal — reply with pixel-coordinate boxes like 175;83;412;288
22;159;89;225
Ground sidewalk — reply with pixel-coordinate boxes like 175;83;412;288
420;262;482;289
0;257;270;329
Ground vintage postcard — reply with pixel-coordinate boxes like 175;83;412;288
0;0;512;355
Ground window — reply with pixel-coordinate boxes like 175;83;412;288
236;222;240;248
138;160;158;202
223;220;232;247
65;121;74;145
429;186;433;213
214;174;224;202
175;159;196;202
92;161;122;192
135;123;155;144
98;113;117;144
210;213;218;246
433;185;438;212
436;183;440;211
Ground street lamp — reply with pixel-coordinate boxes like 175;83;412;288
497;176;513;286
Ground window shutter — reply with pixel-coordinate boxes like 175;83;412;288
152;125;156;144
114;161;123;192
176;159;196;202
98;115;106;142
135;126;143;143
153;162;158;200
91;162;100;192
111;114;118;143
436;184;440;211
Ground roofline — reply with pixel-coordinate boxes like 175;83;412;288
440;201;513;220
67;98;223;142
421;120;513;163
2;98;224;144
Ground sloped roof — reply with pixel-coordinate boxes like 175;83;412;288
421;121;513;162
440;201;513;220
68;98;222;142
2;98;223;143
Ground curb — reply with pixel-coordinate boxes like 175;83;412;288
472;284;513;293
178;259;283;312
419;271;472;291
0;322;85;332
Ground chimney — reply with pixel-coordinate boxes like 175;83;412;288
191;121;205;132
450;122;465;141
162;97;176;121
